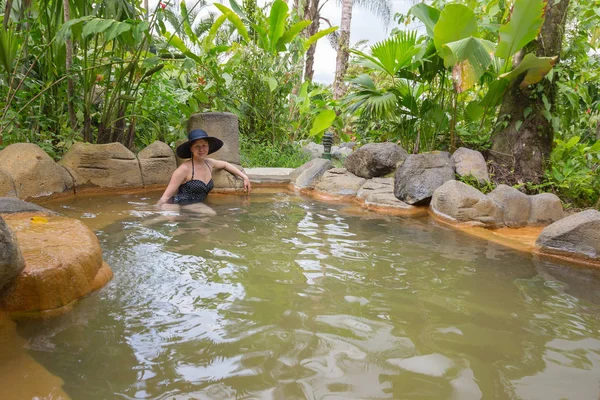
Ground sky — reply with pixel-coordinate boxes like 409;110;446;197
153;0;413;84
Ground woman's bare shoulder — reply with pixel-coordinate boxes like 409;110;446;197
206;158;226;169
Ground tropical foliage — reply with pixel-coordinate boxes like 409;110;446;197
0;0;598;207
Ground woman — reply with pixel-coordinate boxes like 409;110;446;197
157;129;251;207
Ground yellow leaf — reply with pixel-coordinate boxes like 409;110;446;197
30;216;48;224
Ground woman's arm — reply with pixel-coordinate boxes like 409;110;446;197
208;159;252;193
157;163;190;205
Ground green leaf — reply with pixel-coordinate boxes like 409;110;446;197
466;101;484;120
278;20;311;46
481;78;510;108
441;37;495;92
310;109;337;136
410;3;440;39
499;53;558;88
349;74;377;90
164;32;203;63
104;21;132;42
228;0;247;19
180;1;199;45
267;76;278;92
303;26;338;52
206;14;227;47
214;3;249;42
496;0;547;60
433;4;477;53
268;0;289;52
366;31;420;76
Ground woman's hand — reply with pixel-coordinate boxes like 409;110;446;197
243;177;251;193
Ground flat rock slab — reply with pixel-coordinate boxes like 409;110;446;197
365;192;418;213
315;168;366;197
291;159;333;189
0;213;113;315
245;168;294;184
536;209;600;263
357;177;394;200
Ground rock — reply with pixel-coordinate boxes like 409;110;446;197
536;210;600;262
332;146;353;160
431;180;504;227
339;142;357;149
394;152;455;205
138;141;177;186
488;184;531;228
174;138;187;166
187;112;240;164
59;142;143;189
345;142;408;179
0;143;73;199
529;193;564;226
0;213;113;314
0;198;56;215
303;142;324;159
290;158;333;189
245;168;293;184
212;163;245;191
0;217;25;295
365;192;416;211
357;177;394;200
451;147;490;183
0;171;16;198
315;168;366;197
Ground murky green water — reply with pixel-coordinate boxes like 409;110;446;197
13;191;600;399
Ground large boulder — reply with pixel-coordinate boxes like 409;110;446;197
345;142;408;179
0;171;16;198
357;177;394;200
536;210;600;262
431;180;503;227
212;164;245;191
0;143;73;199
138;141;177;186
290;158;333;189
451;147;490;183
314;168;366;197
59;142;143;189
0;216;25;295
488;184;531;228
528;193;564;226
0;212;113;315
394;152;455;205
187;112;240;164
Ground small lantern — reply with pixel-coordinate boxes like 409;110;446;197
322;132;334;160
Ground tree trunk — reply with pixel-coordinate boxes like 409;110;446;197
489;0;571;183
3;1;13;30
303;0;319;81
63;0;77;130
333;0;352;99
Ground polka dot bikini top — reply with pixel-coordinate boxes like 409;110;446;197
173;159;214;204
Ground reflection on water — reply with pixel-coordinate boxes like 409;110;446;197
7;191;600;399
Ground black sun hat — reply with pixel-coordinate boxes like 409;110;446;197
176;129;224;159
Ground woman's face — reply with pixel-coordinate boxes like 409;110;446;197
190;139;209;157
